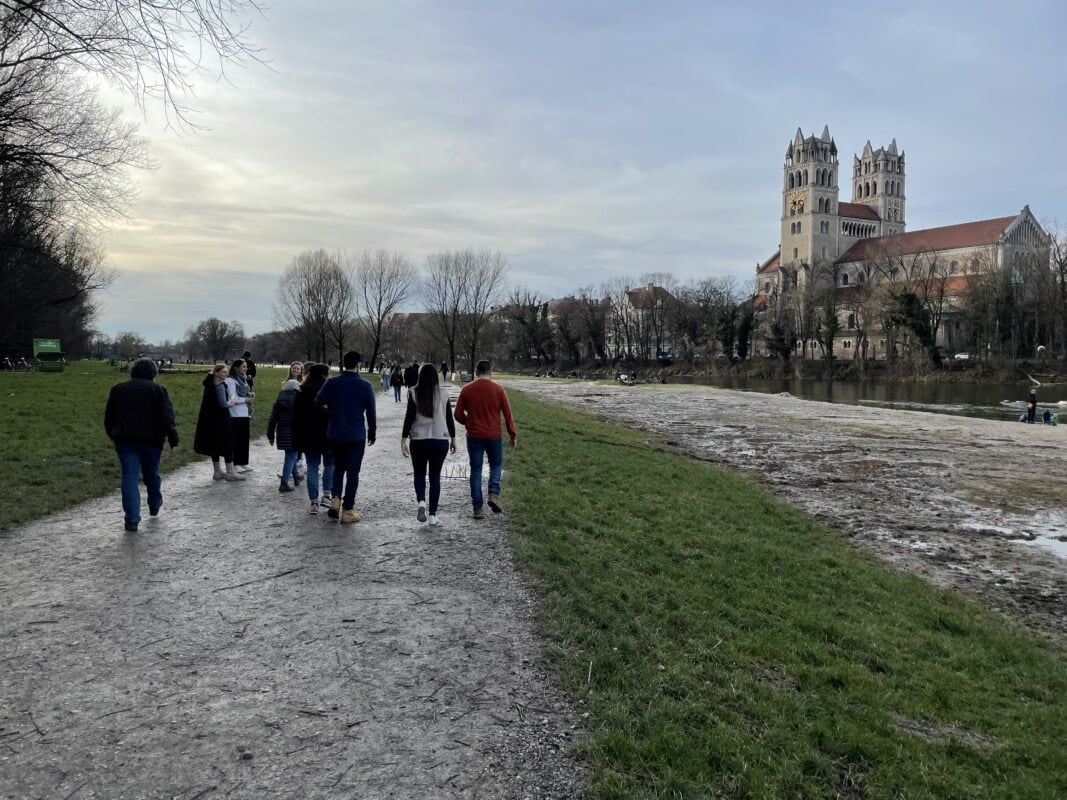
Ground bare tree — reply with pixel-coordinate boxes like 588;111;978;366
274;249;355;363
349;248;416;370
186;317;244;362
457;249;507;374
421;251;465;372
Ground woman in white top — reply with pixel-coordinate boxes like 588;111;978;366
225;357;255;472
400;364;457;525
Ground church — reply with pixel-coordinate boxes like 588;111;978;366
753;126;1048;360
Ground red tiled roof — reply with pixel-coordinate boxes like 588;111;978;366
627;285;675;307
757;250;781;274
837;215;1017;263
838;202;881;220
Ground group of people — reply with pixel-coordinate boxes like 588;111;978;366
103;351;516;532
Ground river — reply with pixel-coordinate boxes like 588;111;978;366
670;375;1066;422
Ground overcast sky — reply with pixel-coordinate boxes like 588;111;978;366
95;0;1067;341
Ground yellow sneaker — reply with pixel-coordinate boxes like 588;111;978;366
340;508;361;524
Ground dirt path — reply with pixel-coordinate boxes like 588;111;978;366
0;386;584;799
511;379;1067;650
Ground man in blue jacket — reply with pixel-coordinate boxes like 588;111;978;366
314;350;376;523
104;358;179;531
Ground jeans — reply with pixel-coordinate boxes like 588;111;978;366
466;436;502;509
280;449;300;481
115;444;162;526
331;440;366;510
305;450;335;502
393;384;401;402
410;438;449;514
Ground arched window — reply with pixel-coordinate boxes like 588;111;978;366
949;261;958;274
858;271;866;283
788;174;795;189
864;182;870;197
764;282;771;293
841;273;849;286
828;169;834;186
818;197;824;212
796;221;801;233
848;313;856;328
793;248;799;259
872;181;878;195
803;169;809;185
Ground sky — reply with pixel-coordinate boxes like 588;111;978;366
95;0;1067;342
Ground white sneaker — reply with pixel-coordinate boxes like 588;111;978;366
429;515;441;526
417;501;427;523
236;465;253;473
309;502;319;515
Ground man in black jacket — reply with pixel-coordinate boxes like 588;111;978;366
243;350;257;389
104;358;179;531
403;361;419;389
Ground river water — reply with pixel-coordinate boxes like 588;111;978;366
678;376;1067;422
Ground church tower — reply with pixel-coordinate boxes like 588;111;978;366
782;126;840;273
851;139;906;229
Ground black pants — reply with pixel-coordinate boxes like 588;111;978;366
410;438;449;514
331;440;367;510
232;417;250;465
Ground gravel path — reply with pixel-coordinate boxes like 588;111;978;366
510;379;1067;650
0;385;585;799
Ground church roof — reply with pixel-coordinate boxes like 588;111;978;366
838;202;881;220
837;215;1018;264
757;250;781;275
626;285;675;307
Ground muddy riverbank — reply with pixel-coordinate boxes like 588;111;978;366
510;379;1067;651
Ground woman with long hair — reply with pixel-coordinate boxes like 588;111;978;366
193;363;244;481
400;363;456;525
225;358;255;473
293;363;335;514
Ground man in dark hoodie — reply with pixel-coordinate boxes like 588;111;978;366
104;357;179;531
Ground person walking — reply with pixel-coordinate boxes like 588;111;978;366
226;358;255;472
194;363;244;481
401;364;457;526
1026;388;1038;424
315;351;376;523
267;378;301;492
403;361;420;389
104;358;179;532
440;361;449;382
381;363;391;394
243;350;257;389
453;359;517;519
294;363;334;514
390;365;404;403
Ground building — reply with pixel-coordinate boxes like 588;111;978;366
754;126;1049;359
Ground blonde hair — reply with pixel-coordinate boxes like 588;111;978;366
285;360;303;386
212;363;228;383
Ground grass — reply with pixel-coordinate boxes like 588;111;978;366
505;390;1067;799
0;360;277;532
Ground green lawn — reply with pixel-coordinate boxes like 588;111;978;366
0;360;276;532
505;390;1067;800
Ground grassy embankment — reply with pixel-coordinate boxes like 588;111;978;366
0;361;276;532
506;390;1067;799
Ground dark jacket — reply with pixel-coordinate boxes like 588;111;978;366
314;371;377;443
390;370;403;389
403;363;419;388
104;361;178;448
293;380;330;454
267;386;299;451
193;374;233;458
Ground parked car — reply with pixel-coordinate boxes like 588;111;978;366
954;352;971;361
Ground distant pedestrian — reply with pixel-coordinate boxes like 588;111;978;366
381;363;392;394
194;363;243;481
226;358;255;472
294;363;334;514
243;350;257;389
440;361;449;382
1026;388;1038;424
403;361;419;388
315;350;376;523
268;378;302;493
402;364;457;526
104;357;179;532
454;359;517;519
390;365;404;403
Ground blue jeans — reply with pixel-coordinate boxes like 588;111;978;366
393;384;401;402
410;439;449;514
466;436;502;509
115;444;162;526
305;450;335;502
331;440;366;510
280;449;300;481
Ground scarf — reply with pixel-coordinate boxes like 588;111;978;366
231;371;250;398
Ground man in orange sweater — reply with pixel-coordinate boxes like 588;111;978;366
453;359;517;518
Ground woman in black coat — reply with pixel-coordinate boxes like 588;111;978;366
292;363;334;513
193;363;243;481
